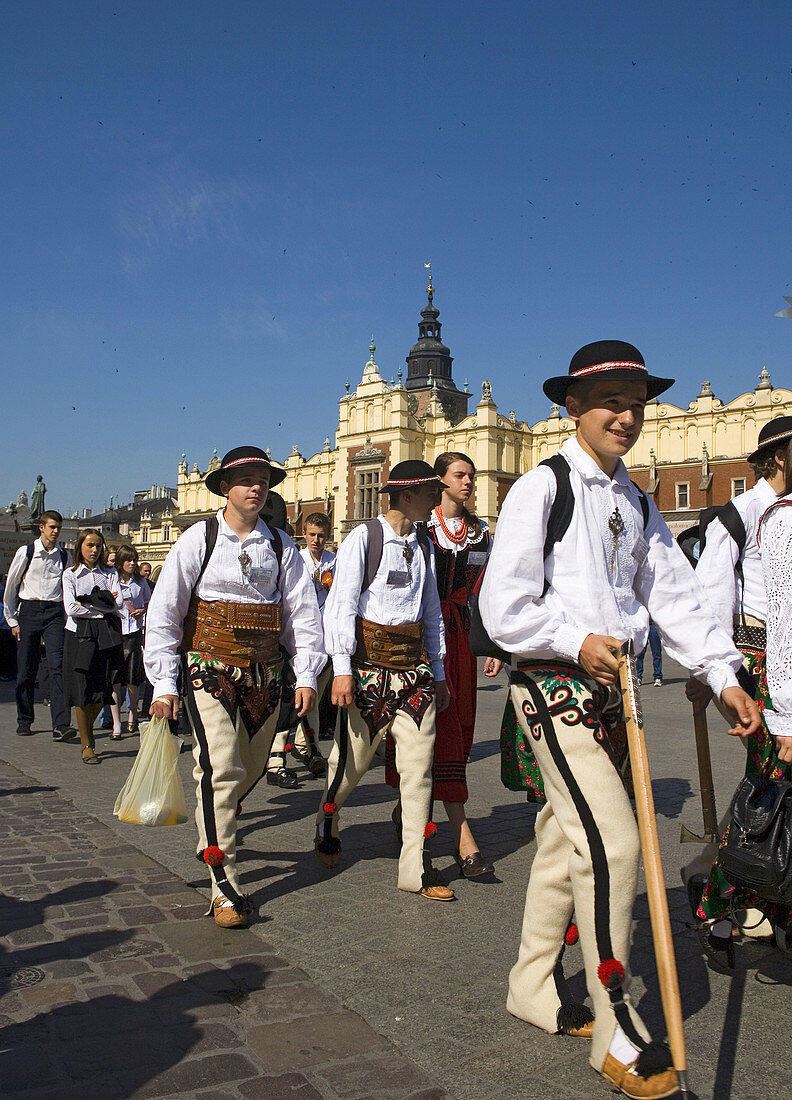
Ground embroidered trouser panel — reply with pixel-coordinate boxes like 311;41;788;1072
182;655;282;906
269;662;332;759
507;667;649;1071
316;661;436;893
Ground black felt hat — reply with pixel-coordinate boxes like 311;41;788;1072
747;416;792;464
542;340;674;405
380;459;443;493
205;446;286;496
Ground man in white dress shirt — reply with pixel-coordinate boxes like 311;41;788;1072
480;341;761;1099
692;416;790;699
145;447;325;927
3;510;74;740
315;459;454;901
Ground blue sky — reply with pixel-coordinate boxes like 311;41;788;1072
2;1;790;515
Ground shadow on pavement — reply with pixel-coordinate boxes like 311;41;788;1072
0;960;270;1099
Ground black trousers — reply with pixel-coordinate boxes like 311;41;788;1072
16;600;69;728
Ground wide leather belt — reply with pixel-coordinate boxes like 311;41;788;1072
353;617;425;671
182;596;282;667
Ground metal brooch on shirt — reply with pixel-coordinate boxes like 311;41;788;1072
238;550;252;578
607;507;625;575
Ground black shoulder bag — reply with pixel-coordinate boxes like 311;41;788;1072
720;773;792;906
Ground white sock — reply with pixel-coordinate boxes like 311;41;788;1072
609;1025;640;1065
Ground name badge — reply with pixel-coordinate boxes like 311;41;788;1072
386;569;410;587
467;551;487;566
631;536;649;566
248;566;274;587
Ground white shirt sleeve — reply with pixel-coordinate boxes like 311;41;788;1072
421;543;446;681
695;517;740;636
277;534;327;692
760;503;792;740
144;526;205;699
635;504;742;697
2;545;27;630
479;467;590;663
323;525;368;677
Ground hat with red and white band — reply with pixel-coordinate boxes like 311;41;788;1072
747;416;792;464
380;459;443;493
205;446;287;495
542;340;674;405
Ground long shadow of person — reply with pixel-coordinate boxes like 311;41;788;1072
0;960;271;1098
0;881;134;997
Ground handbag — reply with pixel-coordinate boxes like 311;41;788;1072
720;773;792;906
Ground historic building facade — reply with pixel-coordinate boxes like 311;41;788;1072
132;282;792;565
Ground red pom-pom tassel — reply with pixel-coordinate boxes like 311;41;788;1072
285;743;293;752
202;845;225;867
424;822;437;839
565;922;579;946
597;958;626;989
323;802;337;814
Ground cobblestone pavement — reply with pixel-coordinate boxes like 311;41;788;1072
1;662;790;1099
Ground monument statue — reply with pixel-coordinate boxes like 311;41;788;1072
17;490;28;507
30;475;46;521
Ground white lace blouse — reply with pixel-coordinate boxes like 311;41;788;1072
759;496;792;740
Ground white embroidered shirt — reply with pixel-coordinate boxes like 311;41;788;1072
144;509;326;700
759;496;792;741
323;515;446;680
480;437;743;697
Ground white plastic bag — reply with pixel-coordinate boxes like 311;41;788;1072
113;716;188;826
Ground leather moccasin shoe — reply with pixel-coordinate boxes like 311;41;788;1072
600;1053;679;1099
455;851;494;878
560;1020;593;1039
418;884;456;902
212;897;248;928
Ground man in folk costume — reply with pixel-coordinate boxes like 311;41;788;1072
145;447;325;928
385;452;501;877
693;416;790;697
480;342;760;1099
315;459;454;901
689;420;791;950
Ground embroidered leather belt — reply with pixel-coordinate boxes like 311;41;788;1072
353;617;426;670
182;596;282;667
733;614;766;653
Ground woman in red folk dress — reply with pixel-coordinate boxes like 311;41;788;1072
387;452;502;878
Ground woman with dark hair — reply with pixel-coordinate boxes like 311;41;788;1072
387;451;501;877
62;529;124;763
109;544;151;738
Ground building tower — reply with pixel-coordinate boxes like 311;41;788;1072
404;269;471;423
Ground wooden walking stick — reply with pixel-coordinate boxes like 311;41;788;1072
617;641;690;1098
680;704;719;845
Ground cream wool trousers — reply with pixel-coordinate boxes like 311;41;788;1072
185;682;280;904
317;695;437;893
507;670;650;1072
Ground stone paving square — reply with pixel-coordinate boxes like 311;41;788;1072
1;663;791;1098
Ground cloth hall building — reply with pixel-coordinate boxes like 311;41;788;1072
133;285;792;566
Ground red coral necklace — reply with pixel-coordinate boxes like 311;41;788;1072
434;506;468;544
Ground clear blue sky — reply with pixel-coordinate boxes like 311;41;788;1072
2;1;790;515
